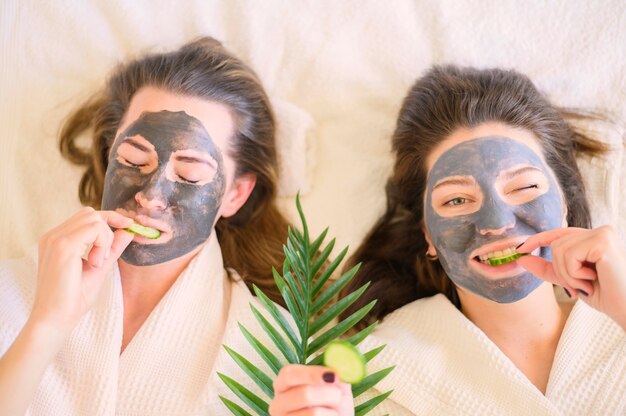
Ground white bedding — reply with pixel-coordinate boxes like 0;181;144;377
1;0;624;260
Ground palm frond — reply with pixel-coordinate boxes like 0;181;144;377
221;194;393;414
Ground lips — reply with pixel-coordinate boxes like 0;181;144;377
467;236;539;278
469;236;527;259
115;208;174;244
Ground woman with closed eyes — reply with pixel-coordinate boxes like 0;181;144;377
0;37;295;415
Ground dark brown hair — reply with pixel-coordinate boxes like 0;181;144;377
59;37;289;305
341;65;609;329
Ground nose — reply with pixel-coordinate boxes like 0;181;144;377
475;195;516;236
135;169;169;212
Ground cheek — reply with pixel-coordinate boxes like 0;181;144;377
103;165;145;205
516;192;563;231
427;215;477;255
175;180;225;209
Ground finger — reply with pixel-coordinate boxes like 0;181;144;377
517;228;585;253
563;256;598;281
99;210;135;229
269;385;342;413
517;255;581;298
86;220;115;268
287;408;339;416
516;255;564;286
273;365;337;394
547;232;597;296
107;229;135;262
82;229;134;286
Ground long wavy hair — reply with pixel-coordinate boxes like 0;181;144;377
59;37;289;306
341;65;609;329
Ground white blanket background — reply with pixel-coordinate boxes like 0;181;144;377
1;0;624;260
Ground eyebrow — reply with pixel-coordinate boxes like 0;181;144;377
175;155;217;169
432;176;476;190
500;166;543;181
122;136;152;152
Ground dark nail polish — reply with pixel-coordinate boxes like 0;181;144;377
322;372;335;383
579;289;589;297
564;288;571;298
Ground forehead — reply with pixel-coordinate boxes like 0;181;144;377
426;122;545;171
115;86;235;153
428;136;548;181
120;110;216;154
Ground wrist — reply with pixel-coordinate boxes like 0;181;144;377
22;318;72;349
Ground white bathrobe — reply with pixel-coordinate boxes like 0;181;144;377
364;294;626;416
0;234;277;415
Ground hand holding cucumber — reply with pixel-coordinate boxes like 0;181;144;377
30;208;135;334
517;226;626;331
270;364;355;416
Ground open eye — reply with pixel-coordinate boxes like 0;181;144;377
444;197;469;206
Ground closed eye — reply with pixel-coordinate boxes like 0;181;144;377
122;158;148;169
177;175;200;184
514;184;539;192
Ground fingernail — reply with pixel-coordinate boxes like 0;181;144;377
579;289;589;297
563;288;571;298
322;372;335;383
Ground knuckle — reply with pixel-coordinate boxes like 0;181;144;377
300;385;315;403
597;225;615;243
53;236;73;252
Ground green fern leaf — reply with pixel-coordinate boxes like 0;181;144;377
219;396;253;416
238;324;283;375
352;366;395;397
250;305;298;364
217;373;269;416
253;285;301;353
362;345;386;363
221;194;394;415
311;262;359;315
309;282;370;335
223;346;275;398
354;390;394;416
307;300;377;356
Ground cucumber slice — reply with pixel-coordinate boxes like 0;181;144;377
488;252;526;266
323;341;366;384
125;222;161;239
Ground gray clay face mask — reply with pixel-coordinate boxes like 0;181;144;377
424;136;564;303
102;110;226;266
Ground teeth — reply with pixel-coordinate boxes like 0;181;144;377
476;246;519;264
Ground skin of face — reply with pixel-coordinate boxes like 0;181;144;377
101;88;237;266
424;129;565;303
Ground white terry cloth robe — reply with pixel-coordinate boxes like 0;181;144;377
0;233;279;415
363;294;626;416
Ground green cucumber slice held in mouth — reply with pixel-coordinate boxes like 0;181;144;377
488;252;527;266
125;222;161;239
323;341;366;384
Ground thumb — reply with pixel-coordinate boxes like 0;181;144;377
107;229;135;264
516;255;566;287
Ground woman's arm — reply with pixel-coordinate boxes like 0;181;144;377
518;225;626;331
0;208;133;415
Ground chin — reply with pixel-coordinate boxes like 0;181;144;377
467;274;543;304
